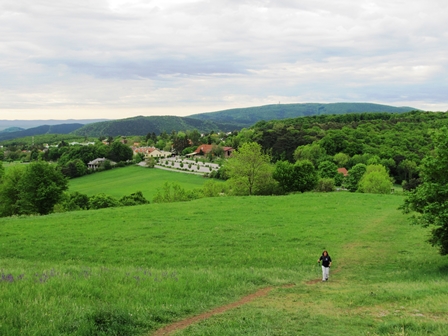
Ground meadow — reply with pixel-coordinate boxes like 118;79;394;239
0;192;447;335
68;165;213;201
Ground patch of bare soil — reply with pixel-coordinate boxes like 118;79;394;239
152;284;294;336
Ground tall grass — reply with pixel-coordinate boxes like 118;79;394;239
0;193;447;335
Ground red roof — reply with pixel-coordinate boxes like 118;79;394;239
337;167;348;176
193;145;234;154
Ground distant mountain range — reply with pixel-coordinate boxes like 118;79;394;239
188;102;419;125
0;119;109;131
0;103;420;141
72;116;237;137
0;124;85;142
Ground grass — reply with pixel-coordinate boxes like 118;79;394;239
0;192;447;335
68;165;213;201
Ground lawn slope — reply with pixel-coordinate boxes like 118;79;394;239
0;193;447;335
68;165;210;201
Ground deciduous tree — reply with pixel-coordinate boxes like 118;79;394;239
226;142;274;195
402;127;448;255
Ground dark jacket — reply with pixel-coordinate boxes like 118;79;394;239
319;255;332;267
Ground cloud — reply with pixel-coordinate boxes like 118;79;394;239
0;0;447;119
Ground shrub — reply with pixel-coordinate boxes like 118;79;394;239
315;178;335;192
119;191;149;206
89;193;120;209
358;164;393;194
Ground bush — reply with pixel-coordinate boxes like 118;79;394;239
315;178;335;192
89;193;120;209
119;191;149;206
358;164;393;194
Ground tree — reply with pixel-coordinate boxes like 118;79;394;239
273;159;318;193
17;161;68;215
333;153;350;168
345;163;367;192
107;141;133;163
358;164;392;194
294;143;327;167
0;161;4;180
402;127;448;254
318;160;338;179
0;165;25;217
225;142;273;195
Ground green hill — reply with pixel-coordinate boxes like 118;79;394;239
189;102;419;126
1;192;447;335
0;123;84;141
72;115;239;137
0;127;25;134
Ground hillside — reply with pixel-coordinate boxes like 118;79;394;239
0;127;25;134
189;102;419;126
0;123;85;141
0;193;446;335
0;119;109;131
72;115;239;137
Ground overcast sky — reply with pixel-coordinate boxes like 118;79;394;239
1;0;447;120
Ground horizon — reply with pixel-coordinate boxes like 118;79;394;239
1;0;447;120
0;101;443;122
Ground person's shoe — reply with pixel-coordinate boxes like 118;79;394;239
326;278;329;281
322;279;326;282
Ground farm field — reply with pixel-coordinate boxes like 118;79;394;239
1;193;447;335
68;165;213;201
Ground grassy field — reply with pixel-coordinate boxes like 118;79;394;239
0;193;447;335
68;165;213;201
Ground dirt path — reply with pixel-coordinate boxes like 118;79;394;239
151;268;341;335
151;284;294;336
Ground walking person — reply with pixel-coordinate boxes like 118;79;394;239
317;250;332;281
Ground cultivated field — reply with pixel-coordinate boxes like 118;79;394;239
1;192;447;335
68;165;213;201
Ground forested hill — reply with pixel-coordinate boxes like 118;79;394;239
72;115;238;137
189;102;418;126
245;111;446;182
0;124;84;141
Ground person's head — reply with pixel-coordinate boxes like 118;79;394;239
322;250;328;256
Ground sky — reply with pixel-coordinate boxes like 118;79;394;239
1;0;447;120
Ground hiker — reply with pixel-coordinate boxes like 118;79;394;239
317;250;332;281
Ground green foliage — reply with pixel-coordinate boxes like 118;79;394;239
318;160;338;179
16;161;68;215
60;159;88;178
0;160;4;180
345;163;367;192
119;191;149;206
315;178;335;192
225;142;274;195
146;156;156;168
334;172;344;186
58;191;90;212
152;182;201;203
358;165;393;194
88;193;120;209
333;152;350;167
294;143;327;167
0;165;25;216
108;141;133;163
402;127;448;255
273;159;318;193
133;152;145;163
202;180;229;197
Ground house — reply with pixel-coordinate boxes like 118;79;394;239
337;168;348;176
193;144;234;158
87;158;116;170
146;149;172;158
